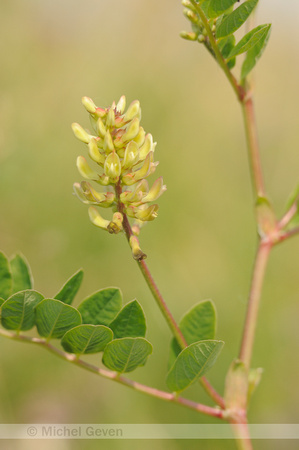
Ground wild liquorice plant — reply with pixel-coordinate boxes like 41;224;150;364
1;1;299;449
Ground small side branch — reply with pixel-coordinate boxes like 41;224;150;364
0;328;224;419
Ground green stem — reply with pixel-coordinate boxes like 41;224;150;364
138;258;187;349
115;183;225;409
190;0;245;101
230;421;254;450
241;96;266;199
277;226;299;243
138;256;225;409
239;240;272;368
0;328;224;419
114;182;188;350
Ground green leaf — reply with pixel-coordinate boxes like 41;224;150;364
166;340;224;392
209;0;238;18
0;252;12;300
54;269;84;305
61;324;113;355
284;183;299;227
216;0;259;39
241;23;271;79
102;337;153;373
227;57;236;70
0;298;4;307
218;34;236;68
10;253;33;294
1;290;44;331
78;287;122;326
109;300;146;339
227;24;271;59
286;183;299;209
200;0;212;19
35;299;82;339
169;300;216;368
247;367;263;403
218;34;235;59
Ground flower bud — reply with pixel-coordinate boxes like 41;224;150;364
95;107;106;119
135;204;159;221
73;182;90;204
122;141;140;170
82;181;115;206
115;116;126;128
103;130;115;153
133;152;152;181
148;160;159;176
76;156;98;181
122;117;140;142
88;207;110;230
88;139;105;165
106;108;115;128
96;117;107;138
183;9;199;24
120;180;148;205
134;126;145;147
113;131;125;149
116;95;126;114
180;31;198;41
121;153;152;186
143;177;167;202
97;173;111;186
129;236;147;260
82;96;97;114
72;123;91;144
104;151;121;183
112;212;123;229
181;0;197;12
123;100;140;122
139;134;155;160
107;212;123;234
73;181;114;206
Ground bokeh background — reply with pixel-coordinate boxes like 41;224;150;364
0;1;299;449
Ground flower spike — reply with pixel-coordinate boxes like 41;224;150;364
73;95;166;255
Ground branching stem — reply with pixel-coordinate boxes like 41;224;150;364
114;182;225;409
0;328;224;419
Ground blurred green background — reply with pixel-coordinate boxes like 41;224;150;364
1;1;299;449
